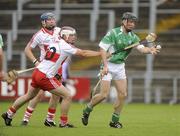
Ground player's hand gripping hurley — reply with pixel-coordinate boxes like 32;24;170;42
4;67;35;84
124;33;157;50
92;66;107;97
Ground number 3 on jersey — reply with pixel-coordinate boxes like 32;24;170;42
45;47;60;62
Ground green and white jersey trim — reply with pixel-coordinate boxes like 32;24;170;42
99;42;116;54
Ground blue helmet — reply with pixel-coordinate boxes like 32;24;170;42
40;12;55;21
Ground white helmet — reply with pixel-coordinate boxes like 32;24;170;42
60;26;76;38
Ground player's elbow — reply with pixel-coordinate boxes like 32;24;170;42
0;48;3;55
76;50;87;57
24;45;29;53
24;45;32;55
81;51;89;57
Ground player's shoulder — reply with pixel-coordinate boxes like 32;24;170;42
32;28;45;37
106;27;121;37
59;38;69;46
130;31;139;38
59;39;75;49
54;27;61;32
128;31;140;41
112;27;121;31
54;27;61;36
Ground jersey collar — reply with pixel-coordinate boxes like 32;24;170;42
120;26;132;36
42;27;54;35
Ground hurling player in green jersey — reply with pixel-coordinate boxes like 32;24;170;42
0;34;5;80
82;12;160;128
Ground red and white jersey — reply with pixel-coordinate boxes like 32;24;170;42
37;39;77;78
27;27;61;61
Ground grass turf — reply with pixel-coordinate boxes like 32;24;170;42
0;102;179;136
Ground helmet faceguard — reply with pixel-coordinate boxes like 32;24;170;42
60;26;77;44
60;26;76;37
40;12;56;30
122;12;138;32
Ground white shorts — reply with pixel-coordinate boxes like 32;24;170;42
102;62;126;81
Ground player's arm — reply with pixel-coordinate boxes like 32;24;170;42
75;49;101;57
0;34;4;80
133;33;160;54
0;48;4;80
24;45;39;66
0;48;3;72
24;35;40;66
98;30;114;76
136;45;160;55
100;47;108;76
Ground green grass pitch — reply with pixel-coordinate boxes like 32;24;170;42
0;102;179;136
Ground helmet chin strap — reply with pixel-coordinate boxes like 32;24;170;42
64;36;75;44
45;26;55;30
125;28;132;32
122;20;132;33
68;42;74;44
122;24;132;33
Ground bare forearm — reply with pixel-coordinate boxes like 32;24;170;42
139;47;152;54
0;49;3;71
139;47;158;54
79;50;101;57
0;56;2;71
138;46;159;55
100;48;108;67
24;46;37;62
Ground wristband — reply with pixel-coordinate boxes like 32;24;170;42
33;59;38;65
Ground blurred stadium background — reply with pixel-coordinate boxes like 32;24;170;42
0;0;180;104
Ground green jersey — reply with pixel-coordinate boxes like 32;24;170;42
99;26;140;64
0;34;4;48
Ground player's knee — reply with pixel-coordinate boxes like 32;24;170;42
51;94;60;101
64;93;72;101
34;90;44;101
38;90;44;95
100;92;109;100
119;92;127;98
